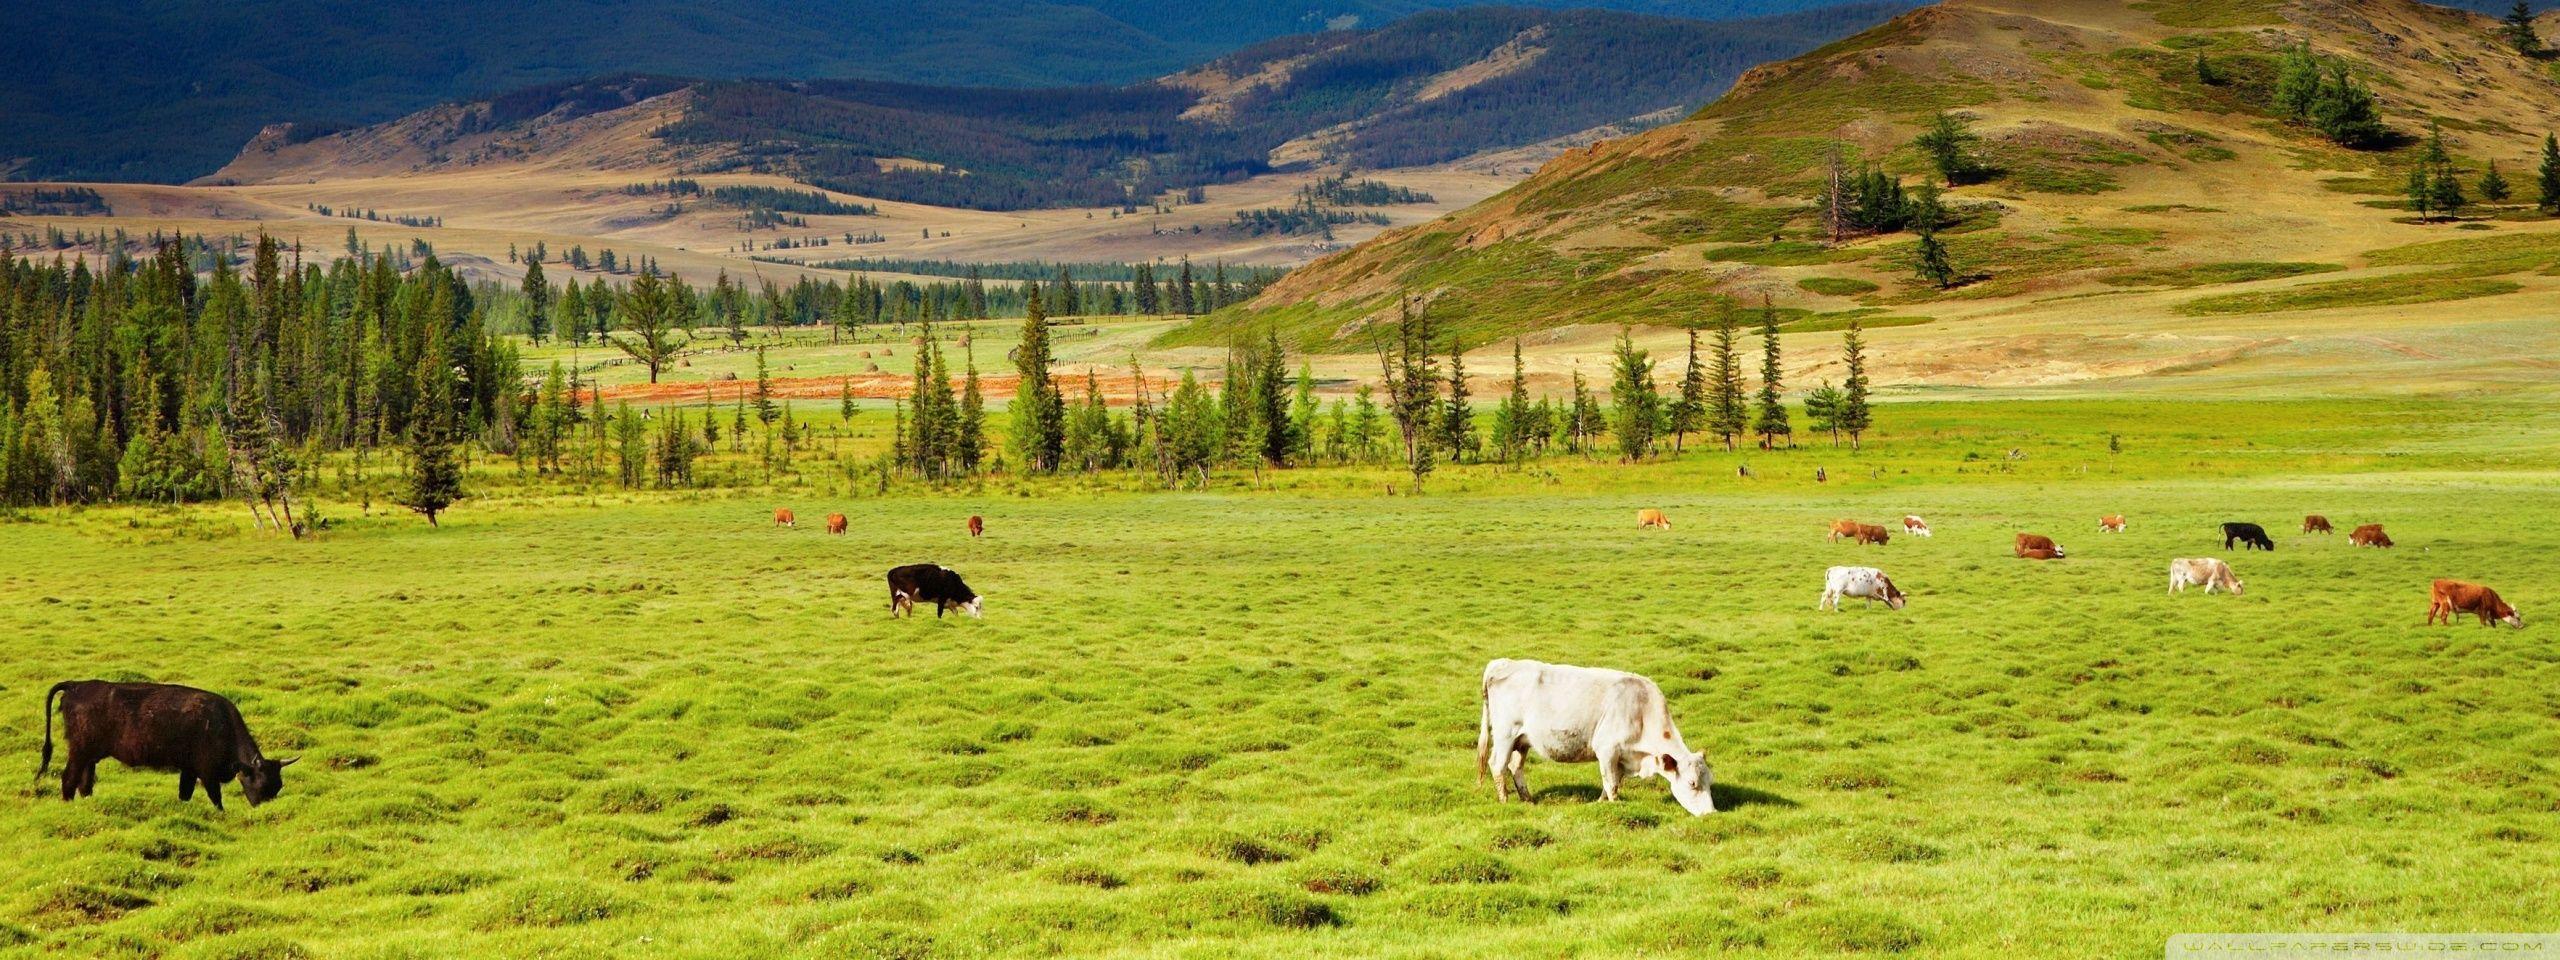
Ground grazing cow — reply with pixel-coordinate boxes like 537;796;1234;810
38;682;296;810
2303;515;2334;534
2222;522;2274;551
967;515;985;539
887;563;982;619
1820;566;1907;610
2168;558;2243;596
2350;524;2394;548
773;508;796;528
1902;515;1933;538
1853;524;1891;546
2428;579;2521;628
1827;519;1861;543
2014;533;2064;559
1637;509;1671;530
2100;515;2127;533
825;513;848;535
1476;659;1714;815
2018;547;2063;561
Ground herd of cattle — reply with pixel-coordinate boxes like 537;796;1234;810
29;504;2525;817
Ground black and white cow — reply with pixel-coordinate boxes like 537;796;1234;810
886;564;982;619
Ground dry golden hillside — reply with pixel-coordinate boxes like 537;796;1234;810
1184;0;2560;394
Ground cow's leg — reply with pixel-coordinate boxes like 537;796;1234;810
77;759;100;798
203;779;223;811
179;772;196;801
58;751;87;801
1505;746;1531;803
1597;746;1624;802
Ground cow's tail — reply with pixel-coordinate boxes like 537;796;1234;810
1475;677;1493;784
35;681;69;781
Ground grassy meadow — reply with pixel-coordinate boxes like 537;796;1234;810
1;396;2555;959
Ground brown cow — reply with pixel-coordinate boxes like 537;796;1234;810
2349;524;2393;548
1827;519;1861;543
826;513;849;535
39;681;296;809
1901;515;1932;538
967;515;986;539
2303;515;2334;534
2428;579;2521;627
773;508;796;528
2099;515;2126;533
1854;524;1890;545
2014;533;2065;559
1637;509;1671;530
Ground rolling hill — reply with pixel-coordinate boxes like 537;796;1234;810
2;0;1912;184
1179;0;2560;391
202;6;1909;211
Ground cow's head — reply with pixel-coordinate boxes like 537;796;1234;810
1881;576;1907;611
2226;575;2244;597
961;595;984;619
2496;602;2522;628
1642;748;1716;815
240;756;297;805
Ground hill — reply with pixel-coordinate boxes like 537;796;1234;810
2;0;1910;185
204;6;1909;212
1184;0;2560;392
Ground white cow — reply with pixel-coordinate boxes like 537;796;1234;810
2168;557;2243;596
1476;659;1715;815
1820;565;1907;611
1901;515;1933;538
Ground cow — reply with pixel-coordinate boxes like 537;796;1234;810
825;513;848;535
2303;515;2334;534
2428;579;2521;628
1476;659;1714;815
773;508;796;528
887;563;982;619
2015;533;2064;559
38;681;296;810
1827;519;1861;543
2018;547;2063;561
967;515;985;539
1820;566;1907;611
2350;524;2393;548
1637;509;1671;530
1902;515;1933;538
2100;515;2126;533
2168;558;2243;596
1853;524;1891;546
2222;522;2274;551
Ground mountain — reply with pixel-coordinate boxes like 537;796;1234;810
204;6;1910;212
1187;0;2560;354
3;0;1914;185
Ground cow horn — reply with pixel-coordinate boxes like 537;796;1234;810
276;756;300;767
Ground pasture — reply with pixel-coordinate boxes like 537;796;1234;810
1;397;2554;959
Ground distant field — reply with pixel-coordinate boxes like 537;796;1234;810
2;397;2553;958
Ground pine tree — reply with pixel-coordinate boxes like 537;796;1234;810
1913;111;1980;186
396;353;464;525
1351;385;1383;465
2275;44;2323;119
1804;381;1846;446
1752;300;1792;449
1840;317;1874;449
2431;165;2468;219
522;258;551;344
1288;362;1320;465
1439;341;1474;463
1566;367;1601;456
2407;166;2436;221
1252;328;1293;467
957;344;986;474
2506;0;2542;55
751;345;779;427
1709;305;1748;451
1668;325;1706;452
2310;64;2386;147
610;271;688;383
2540;133;2560;213
1009;297;1064;471
2481;160;2514;204
1494;339;1532;462
1607;328;1659;462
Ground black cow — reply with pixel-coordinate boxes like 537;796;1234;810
2222;522;2275;551
39;681;296;810
887;564;983;619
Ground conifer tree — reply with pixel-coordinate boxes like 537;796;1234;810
2540;133;2560;213
2480;160;2513;204
1752;299;1792;449
396;351;464;525
957;344;986;474
1566;366;1601;456
1288;362;1320;465
1709;305;1748;451
2407;166;2437;221
610;271;688;383
1351;385;1383;465
1252;328;1293;467
1439;341;1474;463
522;258;551;344
1913;112;1980;186
751;345;779;428
2431;165;2468;219
1608;328;1659;462
1840;318;1873;449
1495;339;1532;462
1668;325;1706;452
1008;297;1064;471
2506;0;2542;55
2275;44;2323;120
1911;183;1956;288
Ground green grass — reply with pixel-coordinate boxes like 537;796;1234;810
2176;270;2526;315
2;398;2556;958
2099;261;2343;288
1796;276;1881;297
